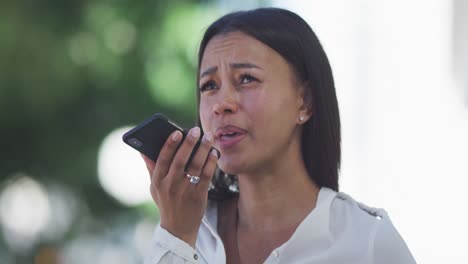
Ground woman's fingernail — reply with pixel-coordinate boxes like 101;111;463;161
172;131;182;141
211;148;221;158
191;127;201;138
203;132;213;142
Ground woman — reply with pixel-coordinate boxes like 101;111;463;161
142;8;416;264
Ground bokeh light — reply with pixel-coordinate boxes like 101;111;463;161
145;59;194;106
42;184;79;242
68;32;99;66
104;19;137;55
0;174;50;253
98;127;152;206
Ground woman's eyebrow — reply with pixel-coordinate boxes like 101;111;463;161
230;62;262;70
200;66;217;78
200;63;262;78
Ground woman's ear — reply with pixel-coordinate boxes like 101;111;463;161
296;82;314;124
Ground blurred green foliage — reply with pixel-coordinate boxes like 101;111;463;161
0;0;229;262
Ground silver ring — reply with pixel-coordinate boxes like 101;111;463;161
186;173;200;184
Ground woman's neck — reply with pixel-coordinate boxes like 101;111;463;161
235;151;320;232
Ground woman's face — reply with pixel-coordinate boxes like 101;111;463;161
199;31;306;174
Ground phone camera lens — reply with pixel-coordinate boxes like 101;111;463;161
129;138;143;148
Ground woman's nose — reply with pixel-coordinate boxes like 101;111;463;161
212;88;239;115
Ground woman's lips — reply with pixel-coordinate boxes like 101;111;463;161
215;125;247;149
218;133;246;148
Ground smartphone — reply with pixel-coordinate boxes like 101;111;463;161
122;113;205;170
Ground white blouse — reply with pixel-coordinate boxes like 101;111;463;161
144;187;416;263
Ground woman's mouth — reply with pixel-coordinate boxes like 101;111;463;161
215;125;247;149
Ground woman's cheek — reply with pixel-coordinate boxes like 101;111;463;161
199;99;211;130
243;89;267;115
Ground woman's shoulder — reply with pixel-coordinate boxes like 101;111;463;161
328;189;415;263
329;190;395;238
331;191;388;221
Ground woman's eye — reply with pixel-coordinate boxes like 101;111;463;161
199;80;217;91
239;74;258;85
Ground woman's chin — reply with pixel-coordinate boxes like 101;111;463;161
217;158;246;175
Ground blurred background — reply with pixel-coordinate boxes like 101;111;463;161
0;0;466;263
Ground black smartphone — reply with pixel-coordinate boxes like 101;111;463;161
122;113;206;170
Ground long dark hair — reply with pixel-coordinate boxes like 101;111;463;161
196;8;341;201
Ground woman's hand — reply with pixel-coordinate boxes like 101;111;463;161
141;127;218;247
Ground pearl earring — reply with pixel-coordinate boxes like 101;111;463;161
299;116;305;122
